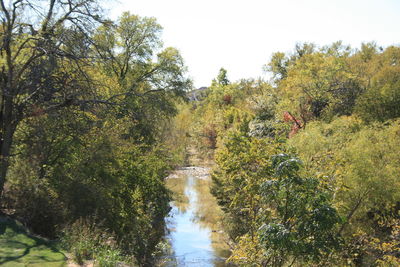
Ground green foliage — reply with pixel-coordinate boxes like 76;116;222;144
355;46;400;122
271;43;400;124
266;52;289;82
6;108;174;265
278;49;362;121
3;8;400;265
216;68;230;86
191;79;272;158
258;154;341;266
205;83;244;108
94;12;191;145
210;133;341;266
211;131;283;264
193;43;400;266
1;8;190;267
61;218;127;267
288;117;400;264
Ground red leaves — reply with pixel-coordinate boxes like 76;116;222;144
30;105;45;117
223;94;232;105
283;111;292;122
203;124;217;149
283;111;303;138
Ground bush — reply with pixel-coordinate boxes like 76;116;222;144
4;163;66;238
61;218;128;266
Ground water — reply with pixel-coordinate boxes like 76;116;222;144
162;166;231;267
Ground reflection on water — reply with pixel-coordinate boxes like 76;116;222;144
162;166;232;267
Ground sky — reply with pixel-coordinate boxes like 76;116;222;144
106;0;400;88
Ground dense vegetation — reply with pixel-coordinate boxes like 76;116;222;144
190;42;400;266
0;1;190;266
1;1;399;267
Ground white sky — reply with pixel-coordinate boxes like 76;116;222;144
106;0;400;88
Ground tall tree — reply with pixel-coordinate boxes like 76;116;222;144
93;12;191;143
216;67;230;86
0;0;107;199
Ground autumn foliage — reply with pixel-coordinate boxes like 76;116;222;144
283;111;303;138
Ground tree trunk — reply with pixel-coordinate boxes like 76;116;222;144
0;96;17;203
0;127;14;198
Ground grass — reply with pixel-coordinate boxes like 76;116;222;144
0;216;67;267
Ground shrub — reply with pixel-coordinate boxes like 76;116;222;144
61;218;128;266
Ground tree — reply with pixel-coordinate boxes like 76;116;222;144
355;46;400;122
275;45;363;122
0;0;103;199
288;117;400;264
94;12;190;96
93;12;191;143
0;4;191;199
258;154;341;266
266;52;288;82
216;67;230;86
211;131;281;241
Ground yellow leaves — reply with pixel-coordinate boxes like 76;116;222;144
86;66;120;98
376;256;400;267
380;242;396;252
354;47;400;122
158;47;180;61
228;234;264;266
288;116;400;263
365;220;400;267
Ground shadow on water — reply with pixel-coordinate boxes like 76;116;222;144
161;166;233;267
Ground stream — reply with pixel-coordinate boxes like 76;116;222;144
161;165;232;267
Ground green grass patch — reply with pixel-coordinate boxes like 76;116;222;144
0;216;67;267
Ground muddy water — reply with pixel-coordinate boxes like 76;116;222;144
162;166;232;267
